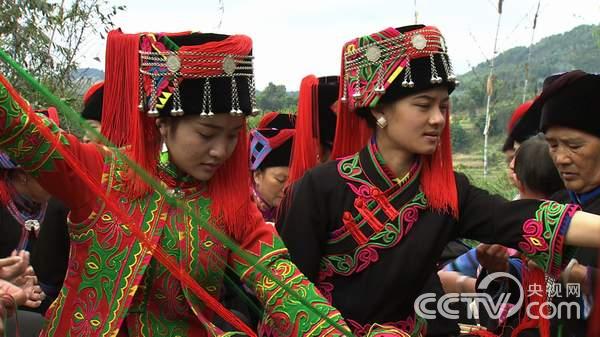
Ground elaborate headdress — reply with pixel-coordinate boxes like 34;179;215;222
101;29;261;238
510;71;589;140
539;72;600;136
332;25;459;217
249;112;295;170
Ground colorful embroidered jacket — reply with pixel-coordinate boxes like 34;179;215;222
277;141;579;337
0;82;348;337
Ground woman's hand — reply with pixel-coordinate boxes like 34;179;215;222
0;250;30;281
476;244;509;273
0;278;44;308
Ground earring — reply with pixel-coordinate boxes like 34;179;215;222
376;116;388;129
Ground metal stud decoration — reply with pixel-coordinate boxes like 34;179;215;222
341;26;458;109
138;34;258;118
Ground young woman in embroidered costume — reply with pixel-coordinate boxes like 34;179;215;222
249;112;296;223
0;30;359;337
290;73;460;336
276;25;600;337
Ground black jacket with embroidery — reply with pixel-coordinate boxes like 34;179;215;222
277;144;579;336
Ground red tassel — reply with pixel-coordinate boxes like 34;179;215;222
287;75;319;186
331;46;372;160
101;29;160;198
421;111;458;218
371;187;399;220
102;29;140;148
208;120;261;242
354;197;384;232
342;211;369;245
511;260;550;337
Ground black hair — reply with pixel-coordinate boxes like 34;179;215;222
514;134;564;198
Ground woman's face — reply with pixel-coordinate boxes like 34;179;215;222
82;120;102;144
253;166;289;207
158;114;245;182
373;86;449;156
545;126;600;193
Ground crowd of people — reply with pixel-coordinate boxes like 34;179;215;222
0;23;598;337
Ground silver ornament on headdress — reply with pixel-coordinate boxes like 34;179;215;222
139;43;256;118
342;27;459;106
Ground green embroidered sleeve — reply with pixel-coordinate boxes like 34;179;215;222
0;77;103;219
0;82;68;174
229;224;349;337
457;173;579;279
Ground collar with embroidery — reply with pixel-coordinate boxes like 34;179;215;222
369;137;421;189
157;151;205;197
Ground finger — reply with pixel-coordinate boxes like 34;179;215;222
27;275;38;285
477;243;490;251
24;300;41;308
476;244;488;257
487;245;504;255
18;250;30;265
22;267;35;279
0;256;22;268
493;249;508;259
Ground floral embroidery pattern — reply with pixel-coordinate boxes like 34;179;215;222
322;192;426;277
518;201;580;278
231;231;349;337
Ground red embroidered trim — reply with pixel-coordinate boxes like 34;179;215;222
342;211;369;245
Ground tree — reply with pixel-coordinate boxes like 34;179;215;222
256;82;298;112
0;0;123;109
451;121;471;153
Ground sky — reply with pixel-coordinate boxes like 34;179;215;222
78;0;600;90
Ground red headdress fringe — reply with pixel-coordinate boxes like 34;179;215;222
287;75;319;186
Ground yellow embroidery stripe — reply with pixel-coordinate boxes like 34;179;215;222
0;113;30;147
240;248;288;281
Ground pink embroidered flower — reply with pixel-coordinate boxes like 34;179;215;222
519;219;548;254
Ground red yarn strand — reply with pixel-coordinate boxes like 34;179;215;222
287;75;319;186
